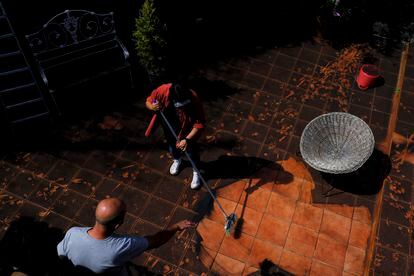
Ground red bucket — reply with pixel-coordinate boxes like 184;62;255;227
356;64;381;90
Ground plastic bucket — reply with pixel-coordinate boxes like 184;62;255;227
356;64;381;90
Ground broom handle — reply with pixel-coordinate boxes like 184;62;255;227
145;114;158;137
158;110;229;218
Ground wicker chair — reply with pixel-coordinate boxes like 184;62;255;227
300;112;375;174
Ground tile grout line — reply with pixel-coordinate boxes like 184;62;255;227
286;43;325;157
370;66;382;124
310;41;328;113
248;47;280;158
46;158;145;226
342;197;357;275
256;50;291;159
364;42;410;276
229;86;256;143
277;46;305;158
2;160;94;227
3;160;67;215
213;59;253;148
260;47;305;159
158;175;196;272
67;171;104;226
311;206;326;265
280;199;299;264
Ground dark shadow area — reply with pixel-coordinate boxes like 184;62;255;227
1;0;411;152
159;0;414;76
0;125;135;157
232;216;245;240
255;259;294;276
0;74;147;152
5;0;412;74
0;216;157;276
204;155;288;182
0;75;239;155
361;53;381;65
202;131;239;150
160;1;320;76
188;77;241;102
373;76;386;88
2;0;412;96
0;216;65;276
0;0;394;94
64;259;158;276
126;262;156;276
1;0;150;135
51;76;140;119
320;149;391;196
1;0;147;87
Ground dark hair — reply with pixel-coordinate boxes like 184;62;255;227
171;83;191;102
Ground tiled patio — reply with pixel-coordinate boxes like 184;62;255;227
197;157;372;275
0;41;413;275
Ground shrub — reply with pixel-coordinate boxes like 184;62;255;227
133;0;167;79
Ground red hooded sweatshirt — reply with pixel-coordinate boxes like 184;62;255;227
146;83;206;140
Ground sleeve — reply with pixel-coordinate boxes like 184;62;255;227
121;236;149;260
57;228;73;257
146;84;169;105
146;89;158;104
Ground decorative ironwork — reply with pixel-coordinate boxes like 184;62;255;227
63;13;79;43
26;10;115;54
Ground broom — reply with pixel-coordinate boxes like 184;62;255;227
157;109;237;235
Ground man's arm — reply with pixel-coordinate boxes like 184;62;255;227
144;220;195;250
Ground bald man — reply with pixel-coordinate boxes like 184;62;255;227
57;198;194;275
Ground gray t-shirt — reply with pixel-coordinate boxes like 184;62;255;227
57;227;148;275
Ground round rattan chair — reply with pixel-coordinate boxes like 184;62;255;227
300;112;375;174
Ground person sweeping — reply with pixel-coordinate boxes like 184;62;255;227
146;82;238;234
145;82;206;189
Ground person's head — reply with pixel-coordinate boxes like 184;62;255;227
94;198;126;233
170;83;191;108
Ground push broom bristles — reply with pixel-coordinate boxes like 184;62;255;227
224;213;237;236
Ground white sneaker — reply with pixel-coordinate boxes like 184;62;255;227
169;159;181;175
191;171;201;189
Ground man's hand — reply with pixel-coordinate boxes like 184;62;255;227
176;139;188;151
172;220;196;231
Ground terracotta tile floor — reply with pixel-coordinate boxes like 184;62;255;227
197;157;372;275
0;42;410;275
